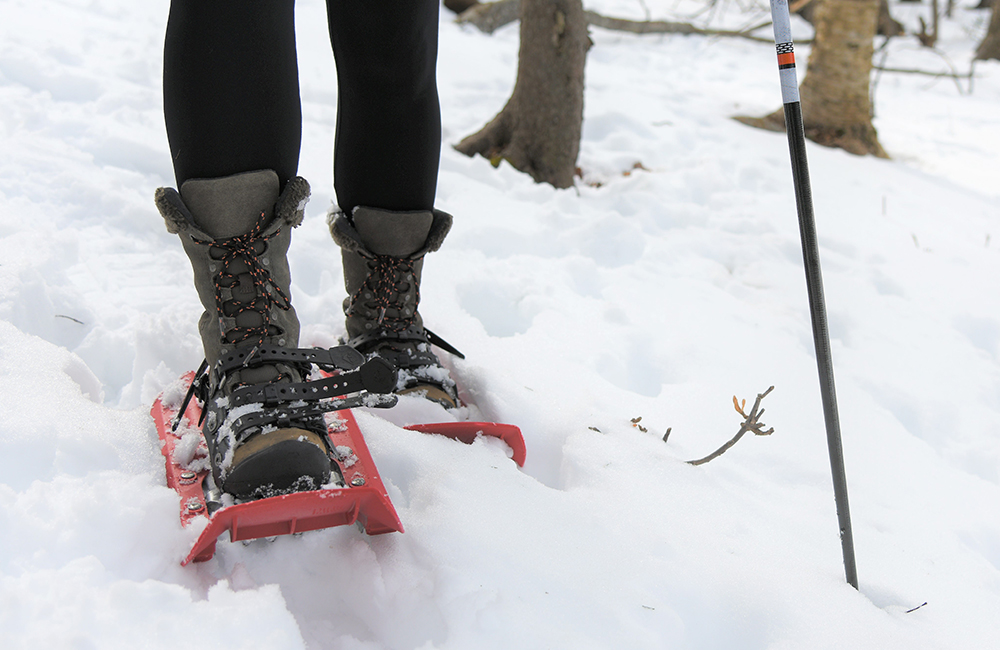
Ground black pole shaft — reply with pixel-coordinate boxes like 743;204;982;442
784;102;858;589
769;0;858;589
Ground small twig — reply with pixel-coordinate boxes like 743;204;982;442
636;0;651;22
687;386;774;466
905;602;928;614
870;37;894;117
662;427;672;443
55;314;85;325
584;11;779;43
631;416;648;433
873;65;971;78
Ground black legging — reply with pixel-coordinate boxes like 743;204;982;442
163;0;441;213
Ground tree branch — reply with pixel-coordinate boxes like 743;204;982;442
456;0;791;43
687;386;774;466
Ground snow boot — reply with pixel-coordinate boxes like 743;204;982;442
155;169;333;499
329;206;460;408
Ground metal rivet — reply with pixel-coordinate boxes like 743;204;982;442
350;476;366;487
180;471;197;484
186;500;204;512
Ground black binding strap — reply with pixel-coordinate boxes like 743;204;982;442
228;357;397;408
224;393;398;446
214;344;366;377
172;358;209;432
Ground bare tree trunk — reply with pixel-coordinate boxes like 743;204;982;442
976;3;1000;60
799;0;886;156
737;0;886;157
455;0;589;188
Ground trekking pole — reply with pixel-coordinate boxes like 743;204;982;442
767;0;858;589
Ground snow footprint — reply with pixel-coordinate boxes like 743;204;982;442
457;282;537;338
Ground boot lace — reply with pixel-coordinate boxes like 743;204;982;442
198;212;292;349
349;254;421;336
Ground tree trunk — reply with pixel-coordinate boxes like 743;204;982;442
455;0;589;188
976;4;1000;60
799;0;886;156
737;0;886;157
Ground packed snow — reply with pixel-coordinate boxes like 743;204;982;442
2;0;999;648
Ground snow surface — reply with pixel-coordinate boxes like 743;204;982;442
2;0;999;648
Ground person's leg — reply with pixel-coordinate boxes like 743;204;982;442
325;0;458;407
325;0;441;213
163;0;301;187
158;1;330;497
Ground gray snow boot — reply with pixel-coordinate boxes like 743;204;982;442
155;169;332;498
329;206;460;408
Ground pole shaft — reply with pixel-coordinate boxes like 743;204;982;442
769;0;858;589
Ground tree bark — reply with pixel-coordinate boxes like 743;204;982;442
454;0;589;188
799;0;886;156
801;0;902;37
736;0;886;158
976;4;1000;60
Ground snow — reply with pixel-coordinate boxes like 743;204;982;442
1;0;999;648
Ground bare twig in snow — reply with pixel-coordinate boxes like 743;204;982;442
687;386;774;466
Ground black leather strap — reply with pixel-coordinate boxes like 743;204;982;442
214;344;366;377
228;357;397;408
225;393;398;446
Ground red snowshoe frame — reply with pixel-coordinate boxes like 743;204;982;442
152;372;525;565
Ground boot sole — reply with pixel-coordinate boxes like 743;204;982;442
399;384;459;409
223;428;333;499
